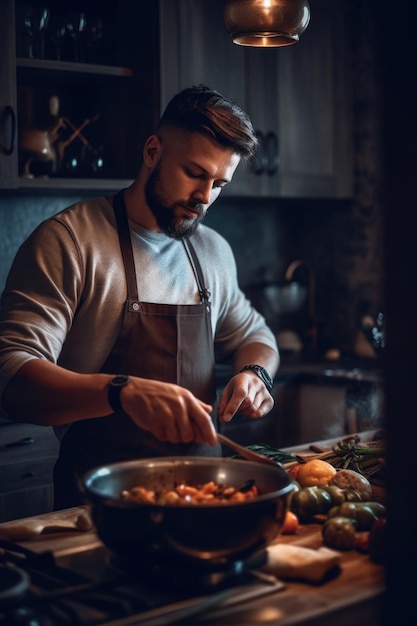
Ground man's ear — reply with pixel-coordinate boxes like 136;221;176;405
143;134;162;167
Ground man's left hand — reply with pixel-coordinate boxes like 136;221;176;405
218;371;274;423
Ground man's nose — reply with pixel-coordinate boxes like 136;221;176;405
193;181;213;205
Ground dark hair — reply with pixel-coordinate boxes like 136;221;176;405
157;84;258;161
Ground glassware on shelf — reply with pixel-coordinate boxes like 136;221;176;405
49;15;67;61
85;17;104;64
23;6;50;59
67;12;87;62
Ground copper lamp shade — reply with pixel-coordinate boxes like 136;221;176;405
224;0;311;47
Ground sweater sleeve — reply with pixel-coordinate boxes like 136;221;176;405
0;199;125;410
0;219;83;396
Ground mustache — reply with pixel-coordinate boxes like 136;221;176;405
176;201;204;215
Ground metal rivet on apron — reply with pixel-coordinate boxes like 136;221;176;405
132;302;140;311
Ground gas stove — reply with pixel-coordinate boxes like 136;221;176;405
0;537;284;626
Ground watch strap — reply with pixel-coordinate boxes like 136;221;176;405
239;364;273;394
108;375;130;414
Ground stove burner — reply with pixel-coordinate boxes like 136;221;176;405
0;539;278;626
107;551;254;594
0;565;30;603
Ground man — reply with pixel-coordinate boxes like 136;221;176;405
0;85;279;508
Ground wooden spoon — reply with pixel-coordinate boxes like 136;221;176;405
217;433;281;468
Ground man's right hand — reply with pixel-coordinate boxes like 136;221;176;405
120;377;217;445
2;360;217;447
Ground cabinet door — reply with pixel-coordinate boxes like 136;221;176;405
269;0;352;197
159;0;245;109
274;382;348;446
159;0;263;197
0;422;59;522
159;0;352;198
0;0;19;188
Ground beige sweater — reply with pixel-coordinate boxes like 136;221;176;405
0;196;277;411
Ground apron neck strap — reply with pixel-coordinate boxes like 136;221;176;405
182;239;211;303
113;189;139;302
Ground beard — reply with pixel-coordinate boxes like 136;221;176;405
145;164;206;239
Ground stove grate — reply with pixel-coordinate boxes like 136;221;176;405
0;538;283;626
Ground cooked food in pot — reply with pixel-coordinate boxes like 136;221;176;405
80;457;295;566
120;479;259;505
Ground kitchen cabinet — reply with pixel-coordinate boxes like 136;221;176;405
159;0;352;198
0;0;160;191
0;422;59;522
0;1;18;188
1;0;352;198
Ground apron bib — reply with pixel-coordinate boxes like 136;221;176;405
54;190;220;508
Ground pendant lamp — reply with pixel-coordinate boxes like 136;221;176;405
224;0;310;47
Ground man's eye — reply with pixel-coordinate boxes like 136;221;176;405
186;169;201;179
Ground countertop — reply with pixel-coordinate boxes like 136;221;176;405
0;430;385;626
0;516;385;626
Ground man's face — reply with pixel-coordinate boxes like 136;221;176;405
144;130;240;239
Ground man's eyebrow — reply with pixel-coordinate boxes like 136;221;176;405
186;161;230;184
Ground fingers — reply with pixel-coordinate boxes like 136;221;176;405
218;373;274;423
220;393;271;422
126;378;216;445
155;398;216;444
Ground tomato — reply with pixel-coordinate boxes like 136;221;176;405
321;485;347;505
290;486;333;520
288;464;302;480
281;510;299;534
354;531;370;553
368;518;387;564
328;501;386;531
322;516;357;550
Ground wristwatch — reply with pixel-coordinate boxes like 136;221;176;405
239;364;273;394
108;375;130;414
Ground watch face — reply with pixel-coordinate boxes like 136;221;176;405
111;375;129;386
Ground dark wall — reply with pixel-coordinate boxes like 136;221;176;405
377;0;417;621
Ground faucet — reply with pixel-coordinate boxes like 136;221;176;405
284;259;317;351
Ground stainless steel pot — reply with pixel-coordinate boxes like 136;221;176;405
79;457;294;569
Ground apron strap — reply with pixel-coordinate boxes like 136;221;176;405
182;239;211;304
113;190;211;306
113;189;140;304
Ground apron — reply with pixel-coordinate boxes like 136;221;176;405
54;190;221;508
